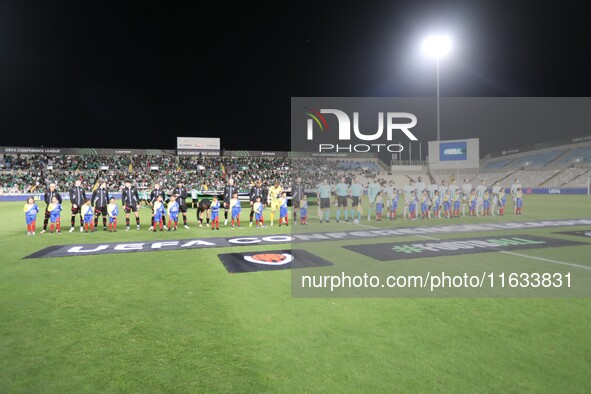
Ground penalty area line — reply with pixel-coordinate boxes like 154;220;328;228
499;251;591;271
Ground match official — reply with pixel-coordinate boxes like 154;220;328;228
335;177;349;223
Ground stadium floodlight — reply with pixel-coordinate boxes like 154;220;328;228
422;35;452;58
422;34;452;142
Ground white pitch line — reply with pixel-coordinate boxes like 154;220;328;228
499;251;591;271
340;221;381;229
415;234;440;241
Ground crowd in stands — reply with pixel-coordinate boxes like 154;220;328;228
178;156;290;191
0;154;177;172
0;154;294;194
3;144;590;195
0;154;388;195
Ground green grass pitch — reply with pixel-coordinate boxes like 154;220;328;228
1;195;590;392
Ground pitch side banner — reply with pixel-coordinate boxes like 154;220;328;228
222;150;289;158
0;147;175;156
177;149;220;156
24;218;591;259
344;235;585;261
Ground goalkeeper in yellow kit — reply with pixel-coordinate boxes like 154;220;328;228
267;180;283;226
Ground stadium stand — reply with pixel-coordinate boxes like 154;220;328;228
430;171;509;186
542;168;590;188
475;141;591;189
552;146;591;165
483;158;515;170
495;149;566;169
509;169;560;187
337;161;379;171
2;138;591;195
0;154;291;194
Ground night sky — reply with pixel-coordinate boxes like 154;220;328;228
0;1;590;155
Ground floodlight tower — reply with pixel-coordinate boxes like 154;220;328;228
422;35;452;142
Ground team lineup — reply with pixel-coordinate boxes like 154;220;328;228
22;177;292;235
22;175;525;235
313;176;524;223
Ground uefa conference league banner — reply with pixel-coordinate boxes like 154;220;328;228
0;146;375;159
0;147;176;156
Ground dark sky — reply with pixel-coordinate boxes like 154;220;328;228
0;1;590;155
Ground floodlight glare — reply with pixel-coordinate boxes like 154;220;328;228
422;35;452;58
421;34;453;142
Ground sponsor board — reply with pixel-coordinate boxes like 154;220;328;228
343;235;585;261
176;149;221;156
24;218;591;259
525;188;587;195
555;230;591;238
0;147;175;156
176;137;221;150
218;249;333;273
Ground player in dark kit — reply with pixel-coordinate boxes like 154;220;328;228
222;178;238;226
69;179;86;233
197;197;211;227
172;180;190;229
291;177;305;225
249;179;264;227
121;180;141;231
41;183;62;234
149;183;167;231
91;181;110;231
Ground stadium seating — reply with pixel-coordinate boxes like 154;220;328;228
0;155;291;193
0;154;385;194
483;158;514;170
337;161;379;171
508;170;560;188
542;168;590;188
507;150;566;168
431;172;508;186
3;141;591;194
552;146;591;165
